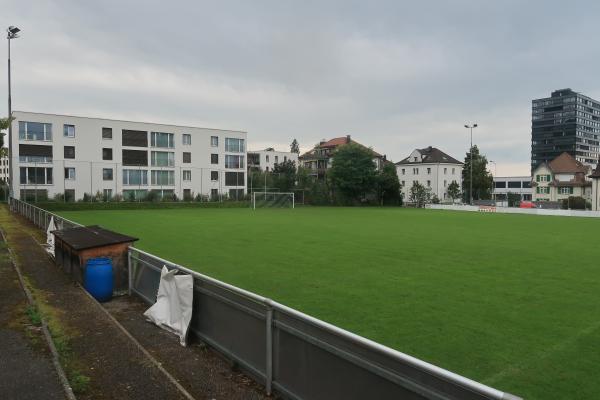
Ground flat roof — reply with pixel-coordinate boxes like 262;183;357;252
52;225;138;251
13;110;247;134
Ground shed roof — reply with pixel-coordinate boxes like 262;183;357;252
52;225;138;251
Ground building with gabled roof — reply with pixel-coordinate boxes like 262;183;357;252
395;146;463;203
298;135;386;179
532;152;592;202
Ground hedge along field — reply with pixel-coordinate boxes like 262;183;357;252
59;207;600;399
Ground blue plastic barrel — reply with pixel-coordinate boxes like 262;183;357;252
84;257;113;302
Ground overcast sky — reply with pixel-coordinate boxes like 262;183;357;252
3;0;600;175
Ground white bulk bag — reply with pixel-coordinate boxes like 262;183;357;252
46;216;56;255
143;266;193;346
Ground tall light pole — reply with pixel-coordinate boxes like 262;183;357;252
7;26;21;200
464;123;478;205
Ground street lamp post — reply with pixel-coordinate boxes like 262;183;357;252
490;160;497;204
464;123;478;205
7;26;20;200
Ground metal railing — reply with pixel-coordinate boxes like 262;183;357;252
9;197;83;231
129;247;522;400
10;197;522;400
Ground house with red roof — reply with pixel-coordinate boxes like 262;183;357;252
298;135;386;179
532;152;592;202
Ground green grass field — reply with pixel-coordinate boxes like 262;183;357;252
59;207;600;399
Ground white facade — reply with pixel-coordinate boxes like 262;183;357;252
248;148;298;172
0;151;9;184
11;111;247;201
492;176;533;204
396;148;463;203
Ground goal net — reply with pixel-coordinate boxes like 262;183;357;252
252;192;295;209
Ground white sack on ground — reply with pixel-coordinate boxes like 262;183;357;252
143;266;194;346
46;216;56;255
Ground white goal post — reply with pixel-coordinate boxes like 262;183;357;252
252;192;295;209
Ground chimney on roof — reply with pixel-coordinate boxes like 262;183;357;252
428;146;433;151
383;154;387;161
346;134;351;144
319;139;326;146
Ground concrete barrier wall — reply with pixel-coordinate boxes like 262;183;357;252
426;204;600;218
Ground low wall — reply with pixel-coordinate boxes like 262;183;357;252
426;204;600;218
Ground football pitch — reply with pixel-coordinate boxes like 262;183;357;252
59;207;600;399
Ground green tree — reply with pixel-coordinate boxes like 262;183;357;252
409;181;431;208
272;159;297;192
507;192;521;207
375;163;401;205
328;143;377;203
447;180;461;203
462;145;493;202
290;139;300;154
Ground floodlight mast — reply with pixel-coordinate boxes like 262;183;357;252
7;25;21;200
464;123;478;205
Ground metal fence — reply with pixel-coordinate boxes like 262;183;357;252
10;197;522;400
9;197;83;231
129;248;522;400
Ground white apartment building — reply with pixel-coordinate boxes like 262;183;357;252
0;151;9;184
248;148;298;172
11;111;247;201
492;176;533;204
396;147;463;202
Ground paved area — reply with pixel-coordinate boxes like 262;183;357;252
104;296;271;400
0;233;66;399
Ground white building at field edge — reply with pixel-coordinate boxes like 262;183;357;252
248;148;298;172
492;176;533;205
10;111;247;201
0;150;9;184
396;147;463;203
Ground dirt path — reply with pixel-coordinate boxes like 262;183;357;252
0;233;66;400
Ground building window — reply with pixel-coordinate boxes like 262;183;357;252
495;181;506;188
211;136;219;147
275;156;279;164
122;130;148;147
536;174;551;182
19;144;53;163
183;170;191;181
427;168;431;174
444;168;447;174
229;188;244;200
413;168;419;174
64;146;75;159
559;187;574;195
151;151;175;167
427;180;431;187
19;121;52;141
508;181;521;189
266;155;270;163
183;152;191;163
19;167;52;184
182;134;191;145
122;169;148;185
211;171;218;181
225;155;244;169
102;127;113;139
401;169;405;175
123;189;148;200
452;168;455;174
413;157;418;162
211;188;219;200
401;180;405;186
103;168;113;181
444;180;447;187
64;189;75;202
122;150;148;166
151;132;174;148
211;154;218;164
183;188;192;200
225;172;244;186
103;189;113;200
63;124;75;138
64;167;76;180
102;148;113;161
225;138;245;152
151;170;175;185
